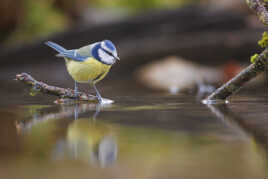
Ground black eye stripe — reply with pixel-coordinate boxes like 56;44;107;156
101;47;114;57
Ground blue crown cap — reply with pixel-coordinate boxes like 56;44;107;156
104;40;116;51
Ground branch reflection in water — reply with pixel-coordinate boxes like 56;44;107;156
206;104;268;165
16;103;118;168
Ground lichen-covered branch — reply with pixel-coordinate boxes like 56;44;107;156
246;0;268;25
205;47;268;102
16;73;98;102
205;0;268;102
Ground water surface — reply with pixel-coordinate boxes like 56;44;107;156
1;63;268;179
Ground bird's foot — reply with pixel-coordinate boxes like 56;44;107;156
97;97;114;105
97;96;104;104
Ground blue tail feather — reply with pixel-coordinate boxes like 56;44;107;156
45;41;86;62
45;41;67;53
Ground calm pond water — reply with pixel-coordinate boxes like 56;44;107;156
1;63;268;179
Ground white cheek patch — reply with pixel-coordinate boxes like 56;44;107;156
98;49;115;64
101;42;112;53
101;41;117;55
101;41;118;59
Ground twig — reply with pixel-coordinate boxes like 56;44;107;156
204;1;268;103
246;0;268;25
16;103;97;133
16;73;98;102
205;48;268;102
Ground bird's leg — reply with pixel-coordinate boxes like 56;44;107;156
74;81;79;99
74;103;79;120
93;103;101;120
92;83;103;104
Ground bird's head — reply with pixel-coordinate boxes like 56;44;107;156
91;40;119;65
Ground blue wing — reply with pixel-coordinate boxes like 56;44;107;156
45;41;87;62
56;50;87;62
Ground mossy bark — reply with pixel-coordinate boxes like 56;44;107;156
205;1;268;102
206;48;268;101
246;0;268;25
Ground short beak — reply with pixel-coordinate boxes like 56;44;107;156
115;56;120;61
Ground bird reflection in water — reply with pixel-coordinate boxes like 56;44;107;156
66;103;118;167
16;103;118;168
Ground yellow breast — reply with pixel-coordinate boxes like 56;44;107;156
65;57;111;84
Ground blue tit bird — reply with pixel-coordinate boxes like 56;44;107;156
45;40;120;103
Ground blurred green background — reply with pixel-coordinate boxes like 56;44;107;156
0;0;200;46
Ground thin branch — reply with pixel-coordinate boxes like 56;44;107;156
16;73;98;102
246;0;268;25
204;1;268;103
15;103;98;133
205;48;268;103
